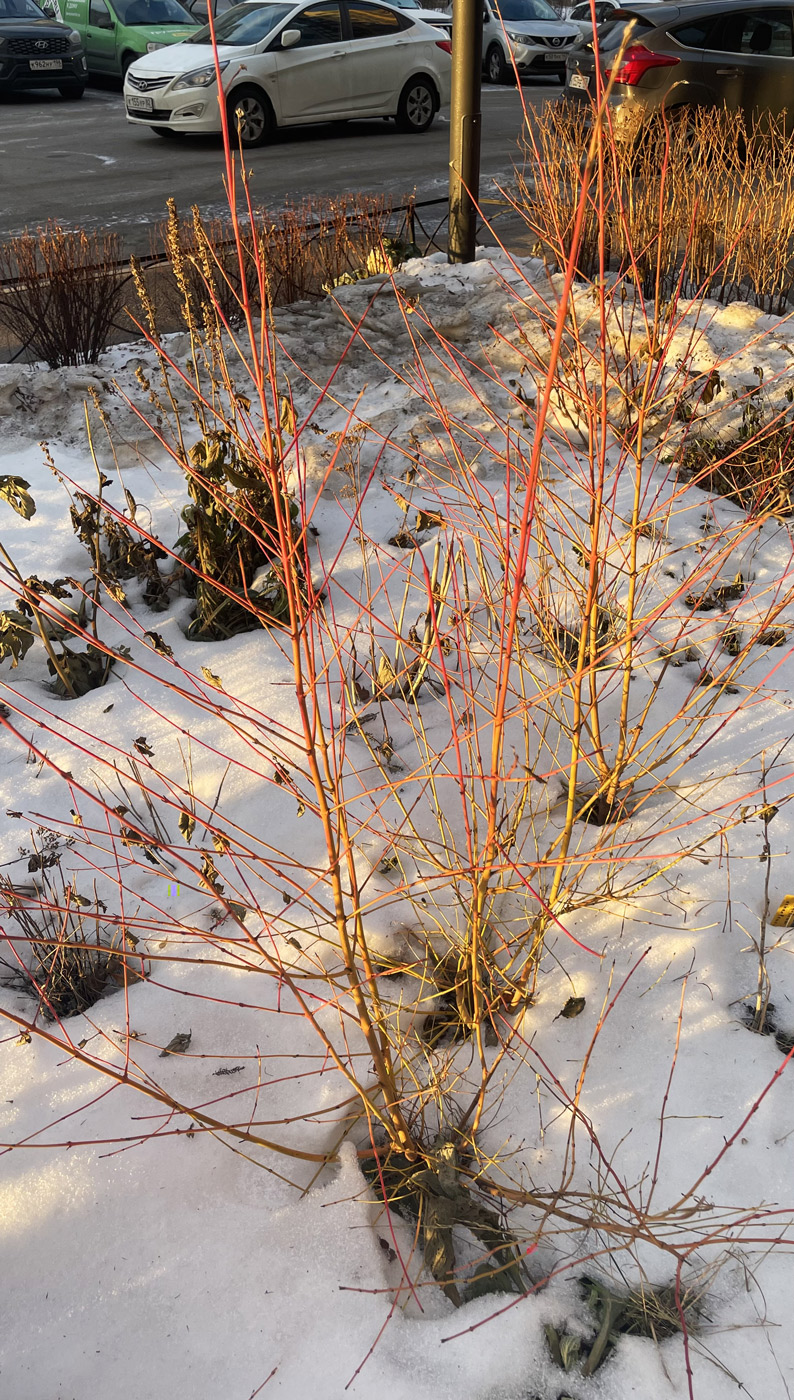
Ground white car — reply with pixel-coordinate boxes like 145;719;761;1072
567;0;659;42
567;0;613;42
482;0;580;83
124;0;451;145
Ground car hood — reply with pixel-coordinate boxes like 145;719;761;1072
0;16;73;33
126;38;253;74
133;23;200;39
500;18;579;35
412;7;451;22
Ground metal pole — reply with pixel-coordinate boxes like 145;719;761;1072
448;0;483;263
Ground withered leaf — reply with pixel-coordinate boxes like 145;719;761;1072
200;853;224;895
0;476;35;520
416;509;445;532
143;631;173;658
159;1030;192;1057
556;996;586;1020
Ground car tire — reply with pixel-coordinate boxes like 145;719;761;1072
227;84;275;148
395;76;437;134
58;83;86;98
121;51;136;79
485;43;510;85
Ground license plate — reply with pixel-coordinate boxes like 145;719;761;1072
126;95;153;113
544;51;561;60
569;70;589;88
29;58;62;70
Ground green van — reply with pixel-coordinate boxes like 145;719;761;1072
60;0;198;78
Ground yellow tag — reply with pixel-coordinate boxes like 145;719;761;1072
771;895;794;927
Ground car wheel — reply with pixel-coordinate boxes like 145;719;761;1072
395;76;437;134
58;83;85;98
486;43;510;84
227;85;274;148
121;52;136;79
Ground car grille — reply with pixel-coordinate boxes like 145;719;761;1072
8;36;71;54
128;105;171;120
127;72;173;91
528;33;573;46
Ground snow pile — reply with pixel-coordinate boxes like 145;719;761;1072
0;251;793;1400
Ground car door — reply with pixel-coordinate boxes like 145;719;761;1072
85;0;117;68
273;1;351;120
570;2;591;40
342;0;414;112
699;6;794;126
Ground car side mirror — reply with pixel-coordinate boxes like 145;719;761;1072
482;10;490;22
280;27;301;47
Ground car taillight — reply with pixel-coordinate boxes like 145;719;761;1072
435;38;452;52
606;43;679;85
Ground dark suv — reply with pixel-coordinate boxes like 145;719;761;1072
0;0;87;97
565;0;794;132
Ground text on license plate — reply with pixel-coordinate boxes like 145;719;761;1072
569;71;589;89
544;51;561;60
29;58;62;70
127;95;154;112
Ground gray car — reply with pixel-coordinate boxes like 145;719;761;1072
565;0;794;132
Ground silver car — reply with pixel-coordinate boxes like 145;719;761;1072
483;0;581;83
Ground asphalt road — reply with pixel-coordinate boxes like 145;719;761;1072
0;80;559;253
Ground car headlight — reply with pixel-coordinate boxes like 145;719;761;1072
68;27;82;46
146;40;163;51
506;30;526;42
173;61;228;90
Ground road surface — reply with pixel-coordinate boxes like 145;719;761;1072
0;80;559;252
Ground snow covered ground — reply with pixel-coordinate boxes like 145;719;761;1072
1;250;793;1400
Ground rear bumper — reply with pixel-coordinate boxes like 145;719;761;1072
562;82;649;140
0;54;86;88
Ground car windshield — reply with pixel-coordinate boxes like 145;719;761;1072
112;0;194;23
391;0;421;7
490;0;557;19
0;0;49;18
184;0;292;40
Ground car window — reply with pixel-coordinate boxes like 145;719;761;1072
571;3;589;18
89;0;111;22
288;0;342;42
670;15;718;46
0;0;48;16
489;0;558;19
113;0;195;22
188;0;234;20
184;0;291;40
713;7;794;54
348;1;409;35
